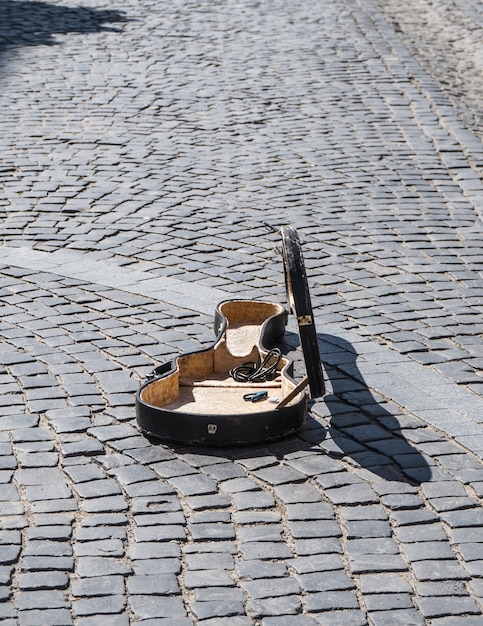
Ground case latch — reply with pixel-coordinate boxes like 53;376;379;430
297;314;313;326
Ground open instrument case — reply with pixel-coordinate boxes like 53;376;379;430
135;226;325;446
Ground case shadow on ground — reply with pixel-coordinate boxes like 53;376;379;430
242;329;432;485
308;332;433;485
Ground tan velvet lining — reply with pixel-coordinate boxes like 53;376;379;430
140;300;303;414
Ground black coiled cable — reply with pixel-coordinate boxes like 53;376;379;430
230;348;282;383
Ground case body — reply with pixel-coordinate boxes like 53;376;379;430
135;227;325;446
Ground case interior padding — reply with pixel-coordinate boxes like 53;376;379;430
140;300;302;415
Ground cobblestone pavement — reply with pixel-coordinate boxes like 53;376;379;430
370;0;483;141
1;0;483;624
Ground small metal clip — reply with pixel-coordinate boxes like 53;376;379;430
243;390;268;403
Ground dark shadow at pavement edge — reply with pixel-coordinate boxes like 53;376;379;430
0;0;129;60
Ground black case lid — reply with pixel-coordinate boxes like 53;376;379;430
280;226;325;398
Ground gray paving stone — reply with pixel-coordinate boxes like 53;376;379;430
24;484;72;501
20;556;74;572
75;557;132;578
184;570;234;589
294;538;344;556
64;464;106;483
394;523;448;543
123;480;175;498
343;520;393;539
367;609;426;626
463;560;483;577
234;511;281;525
275;483;326;504
440;508;483;528
0;600;15;619
411;559;470;581
74;539;124;558
219;477;262;493
191;600;246;620
346;538;399;556
128;542;181;560
183;541;236;555
296;571;356;593
429;496;480;512
81;495;128;514
128;595;188;620
243;575;301;600
349;553;408;574
133;511;185;526
131;558;182;576
288;520;342;539
17;571;69;591
289;554;344;574
15;590;69;610
231;491;276;510
402;541;456;561
261;617;318;626
285;502;335;520
186;493;232;510
414;595;481;618
193;586;244;603
325;483;378;505
364;593;414;611
379;493;425;509
26;525;72;541
107;464;160;485
133;525;186;542
16;467;64;486
304;590;360;612
359;573;414;595
458;543;483;562
251;465;307;485
71;575;125;598
61;438;105;457
76;613;129;626
239;524;284;542
236;559;288;580
131;495;182;514
78;513;127;529
17;609;73;626
72;595;126;616
0;531;21;547
127;574;180;595
0;500;22;520
168;474;218;496
312;610;368;625
188;522;235;541
450;527;483;543
391;508;440;526
23;541;72;557
239;542;293;561
415;581;469;597
29;498;78;514
247;595;302;618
